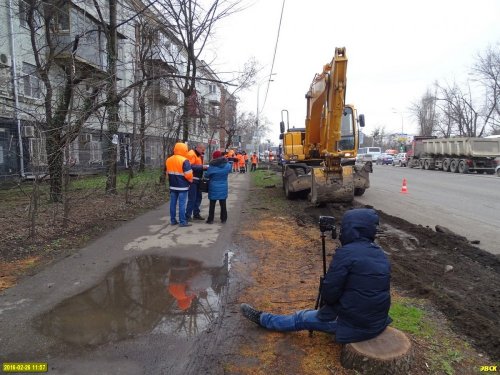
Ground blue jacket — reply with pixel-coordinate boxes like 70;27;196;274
205;157;231;200
318;208;392;343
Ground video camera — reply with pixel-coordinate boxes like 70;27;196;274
319;216;336;239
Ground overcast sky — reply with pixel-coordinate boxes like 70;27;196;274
206;0;500;143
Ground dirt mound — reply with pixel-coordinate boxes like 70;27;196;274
374;210;500;360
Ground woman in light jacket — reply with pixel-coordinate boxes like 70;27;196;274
204;150;232;224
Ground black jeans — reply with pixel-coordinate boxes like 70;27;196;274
207;199;227;223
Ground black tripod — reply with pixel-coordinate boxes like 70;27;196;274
309;215;336;337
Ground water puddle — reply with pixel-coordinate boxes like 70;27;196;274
34;254;230;346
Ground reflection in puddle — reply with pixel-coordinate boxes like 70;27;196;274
34;254;229;346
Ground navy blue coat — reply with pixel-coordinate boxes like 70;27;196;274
205;157;231;200
318;208;392;343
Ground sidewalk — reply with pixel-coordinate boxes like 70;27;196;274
0;171;250;366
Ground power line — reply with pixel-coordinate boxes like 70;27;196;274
260;0;285;114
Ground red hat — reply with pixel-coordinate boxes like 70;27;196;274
212;150;222;159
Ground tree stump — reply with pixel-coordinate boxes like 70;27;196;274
340;327;413;375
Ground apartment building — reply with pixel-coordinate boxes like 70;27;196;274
0;0;228;179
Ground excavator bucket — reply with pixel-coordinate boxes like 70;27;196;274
310;166;354;204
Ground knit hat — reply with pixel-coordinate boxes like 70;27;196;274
212;150;222;159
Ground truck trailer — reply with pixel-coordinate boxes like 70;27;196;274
407;136;500;174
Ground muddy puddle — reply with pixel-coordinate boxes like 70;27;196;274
34;254;230;346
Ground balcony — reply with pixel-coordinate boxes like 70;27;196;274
52;6;108;75
150;80;178;105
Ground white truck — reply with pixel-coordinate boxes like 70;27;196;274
407;136;500;174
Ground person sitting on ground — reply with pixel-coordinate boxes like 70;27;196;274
240;208;392;343
204;150;232;224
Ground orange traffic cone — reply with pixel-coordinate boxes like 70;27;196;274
400;178;408;194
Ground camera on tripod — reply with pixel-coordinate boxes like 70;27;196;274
319;216;336;238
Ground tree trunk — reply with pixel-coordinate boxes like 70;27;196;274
105;0;119;194
340;327;413;375
139;98;146;172
182;95;190;142
47;131;63;202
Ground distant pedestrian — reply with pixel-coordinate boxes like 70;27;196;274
250;152;258;172
237;152;246;173
243;152;249;172
204;150;231;224
186;143;206;221
166;142;193;227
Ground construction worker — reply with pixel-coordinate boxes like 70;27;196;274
243;151;249;172
237;152;246;173
226;149;237;172
166;142;193;227
186;143;206;221
250;152;258;172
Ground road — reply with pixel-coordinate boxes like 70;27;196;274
355;164;500;255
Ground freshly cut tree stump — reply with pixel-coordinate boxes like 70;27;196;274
340;327;413;375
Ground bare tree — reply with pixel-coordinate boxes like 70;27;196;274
471;45;500;134
370;126;385;147
435;80;486;137
22;0;104;202
154;0;240;142
410;88;438;136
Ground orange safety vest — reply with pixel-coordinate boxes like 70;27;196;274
237;154;245;167
166;143;193;190
251;154;258;164
168;283;195;311
187;149;203;181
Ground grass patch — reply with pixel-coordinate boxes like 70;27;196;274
251;169;281;188
70;168;162;191
389;299;426;335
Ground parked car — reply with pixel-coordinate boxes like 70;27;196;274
393;153;408;167
356;147;382;162
496;164;500;177
376;153;394;165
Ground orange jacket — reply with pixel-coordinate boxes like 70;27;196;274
168;283;195;310
227;150;235;158
187;149;203;181
251;154;258;164
237;154;245;167
166;143;193;191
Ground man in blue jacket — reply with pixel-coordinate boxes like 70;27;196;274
240;208;392;343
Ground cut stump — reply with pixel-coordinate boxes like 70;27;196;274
340;327;413;375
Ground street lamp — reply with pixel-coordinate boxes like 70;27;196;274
391;108;404;134
256;73;277;152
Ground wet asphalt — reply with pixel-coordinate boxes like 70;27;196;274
0;171;250;374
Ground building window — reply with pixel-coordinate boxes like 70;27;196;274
209;84;216;94
22;62;41;98
89;141;102;163
29;137;47;166
19;1;27;28
54;4;70;32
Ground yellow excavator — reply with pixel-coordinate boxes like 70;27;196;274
280;47;372;204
